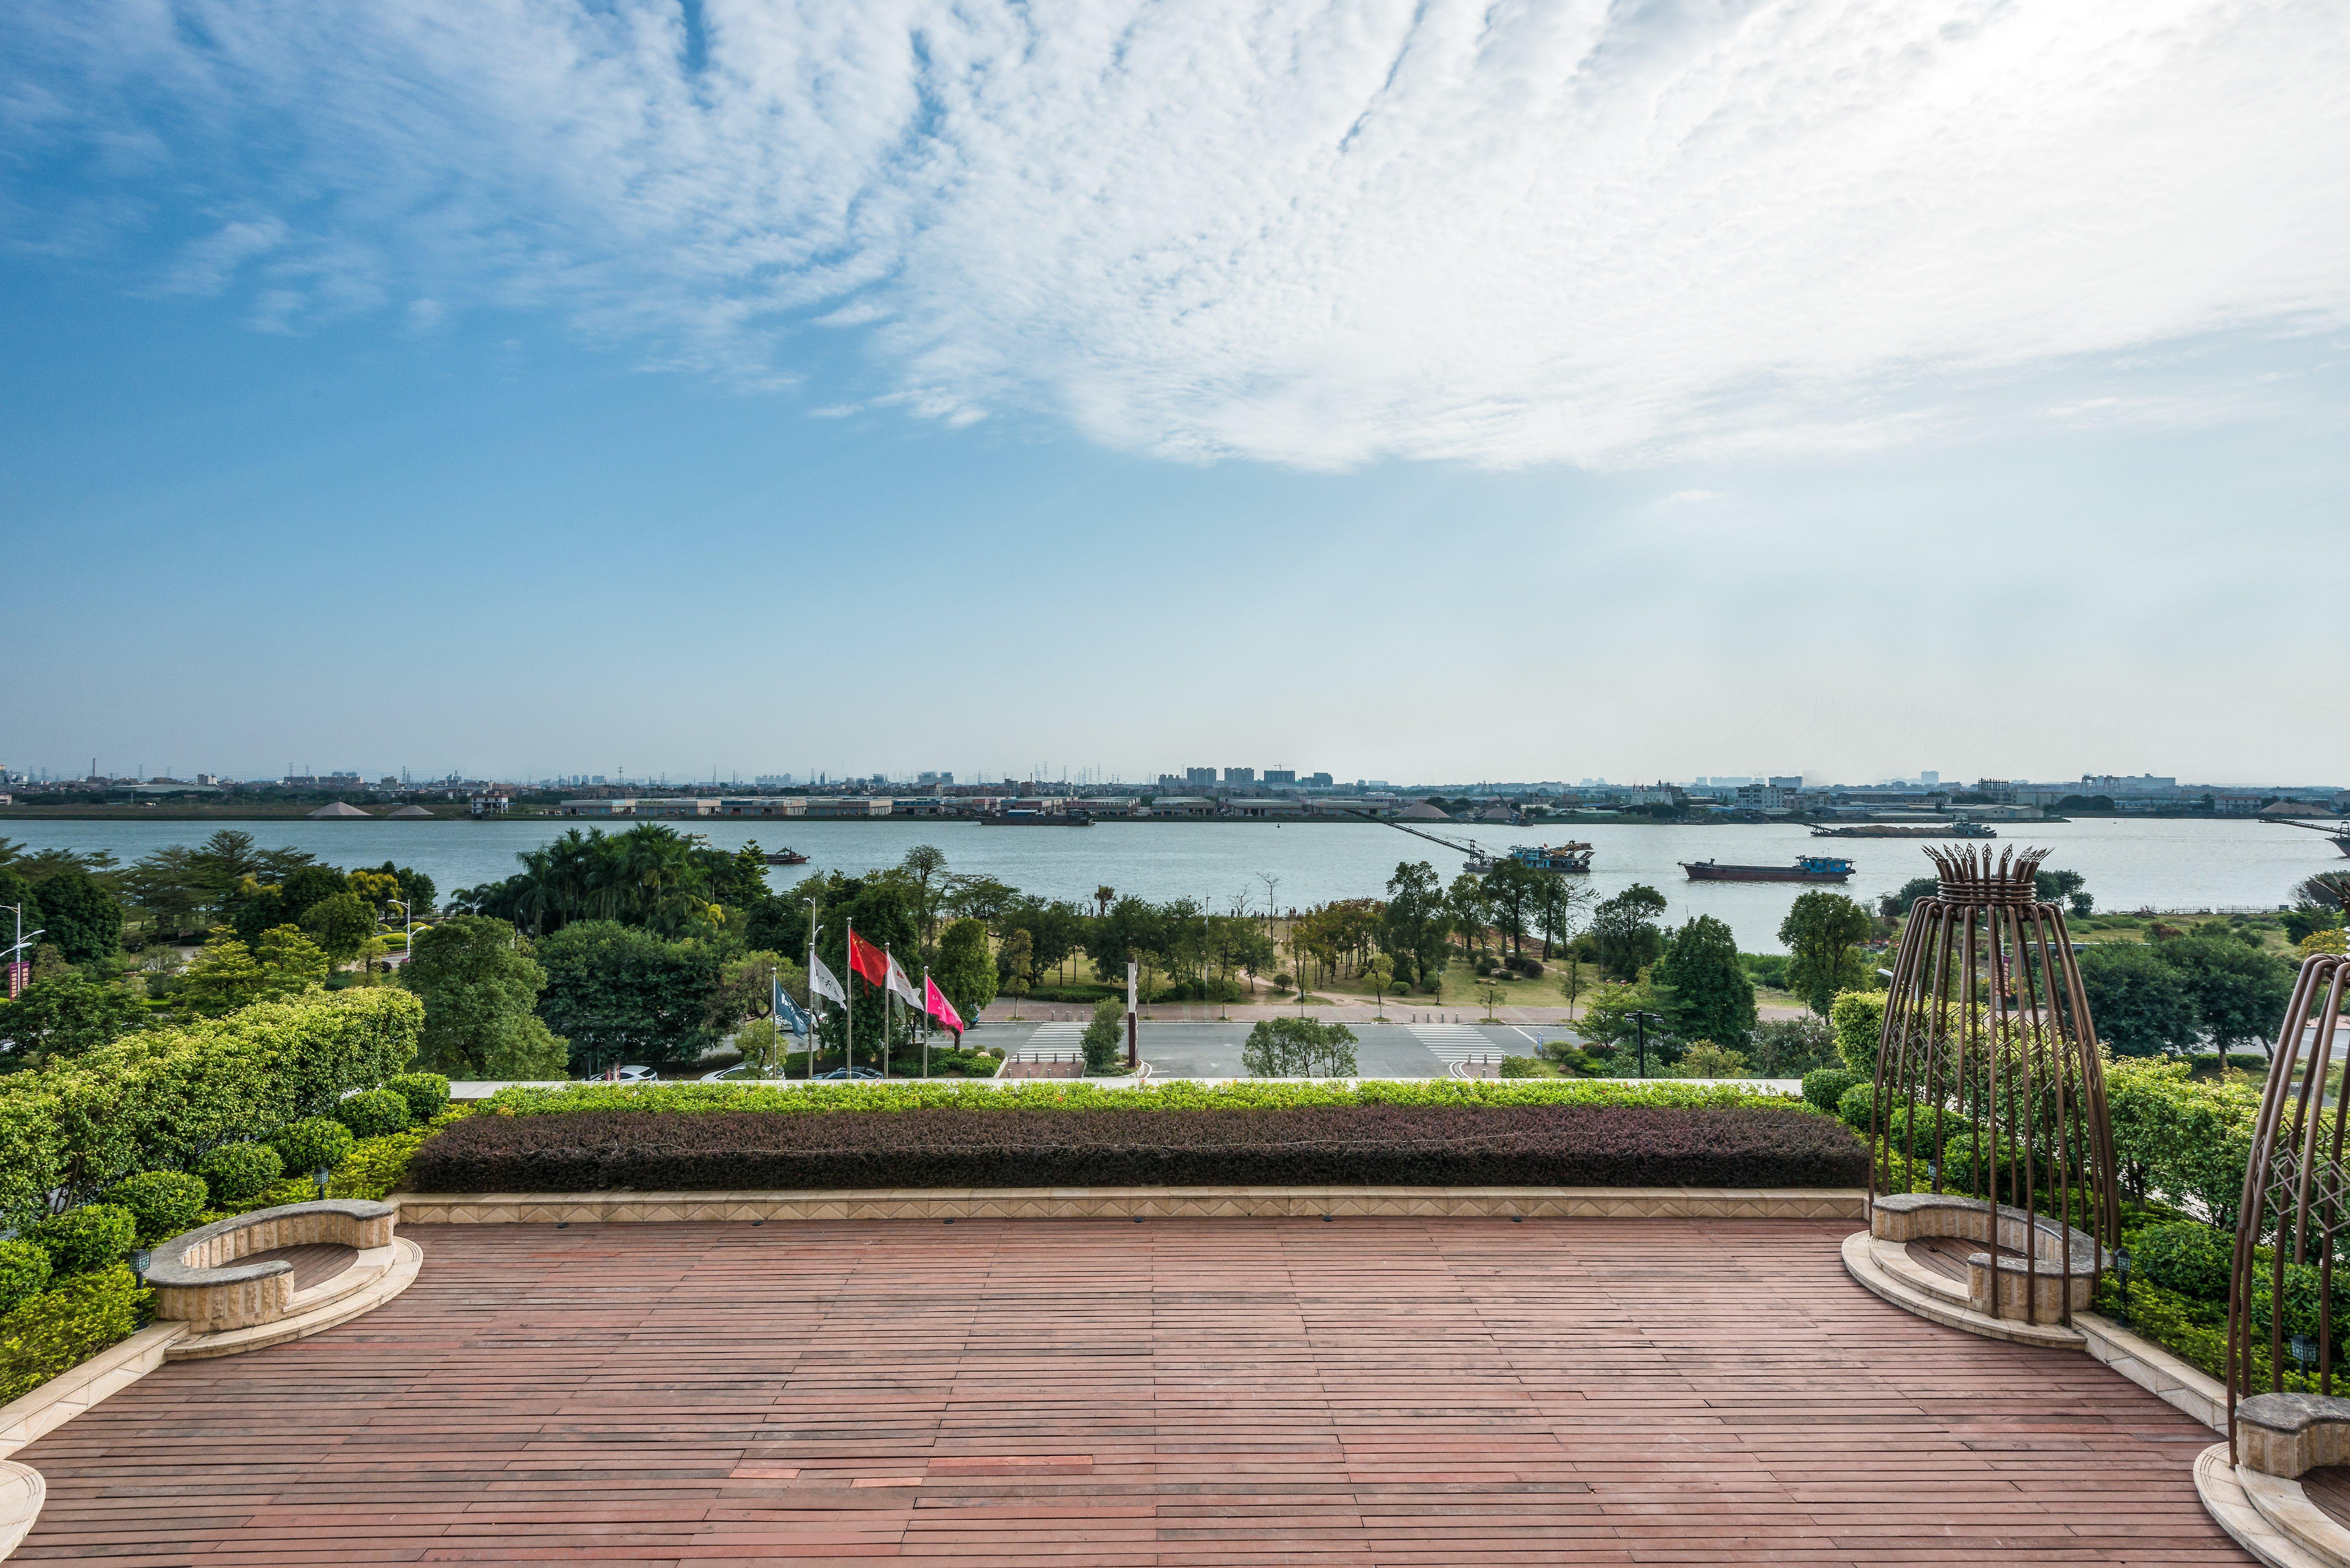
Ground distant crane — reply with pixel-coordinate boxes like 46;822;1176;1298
2266;817;2350;858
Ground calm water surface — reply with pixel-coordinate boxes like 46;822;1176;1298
3;815;2335;953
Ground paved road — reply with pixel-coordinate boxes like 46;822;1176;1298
984;1020;1581;1079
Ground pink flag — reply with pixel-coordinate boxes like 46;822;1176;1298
924;976;965;1038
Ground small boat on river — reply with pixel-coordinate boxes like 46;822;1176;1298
763;848;810;865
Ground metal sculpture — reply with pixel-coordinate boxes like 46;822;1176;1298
1869;844;2120;1325
2226;951;2350;1458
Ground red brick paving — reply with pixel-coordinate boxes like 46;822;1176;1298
14;1218;2248;1564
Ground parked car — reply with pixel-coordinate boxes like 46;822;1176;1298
699;1063;769;1082
601;1065;657;1085
814;1066;885;1080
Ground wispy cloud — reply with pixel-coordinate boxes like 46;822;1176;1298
6;1;2346;467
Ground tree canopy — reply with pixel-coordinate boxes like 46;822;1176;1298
1592;884;1668;981
403;915;568;1080
1778;891;1876;1016
1649;915;1757;1049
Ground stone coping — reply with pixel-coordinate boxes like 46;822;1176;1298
145;1200;396;1289
2239;1393;2350;1481
0;1323;187;1463
1841;1230;2083;1349
166;1237;423;1361
0;1460;43;1561
395;1185;1868;1224
2195;1443;2335;1568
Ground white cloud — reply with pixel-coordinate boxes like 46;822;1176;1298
9;0;2348;468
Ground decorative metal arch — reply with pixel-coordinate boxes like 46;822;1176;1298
1868;845;2121;1325
2227;952;2350;1457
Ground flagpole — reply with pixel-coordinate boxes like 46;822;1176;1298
883;946;894;1081
845;917;854;1078
805;900;820;1082
923;965;931;1079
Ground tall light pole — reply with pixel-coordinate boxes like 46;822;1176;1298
382;897;413;970
2;905;43;1001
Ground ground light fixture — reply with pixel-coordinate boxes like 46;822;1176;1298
314;1166;331;1201
2294;1333;2319;1381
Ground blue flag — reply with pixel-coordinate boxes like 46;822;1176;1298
773;975;813;1038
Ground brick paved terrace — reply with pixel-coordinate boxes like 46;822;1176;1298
15;1218;2248;1565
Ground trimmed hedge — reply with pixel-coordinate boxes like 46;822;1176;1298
4;988;422;1212
1802;1067;1864;1116
0;1265;146;1405
479;1076;1807;1118
198;1142;284;1206
102;1171;207;1246
336;1087;412;1138
385;1072;451;1123
272;1117;356;1180
0;1240;51;1316
29;1204;135;1276
409;1103;1868;1192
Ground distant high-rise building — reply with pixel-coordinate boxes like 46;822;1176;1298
1185;766;1217;786
1264;769;1296;786
1224;767;1255;785
1306;773;1333;788
1769;776;1802;789
1919;770;1940;787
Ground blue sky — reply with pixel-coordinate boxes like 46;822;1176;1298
4;1;2346;788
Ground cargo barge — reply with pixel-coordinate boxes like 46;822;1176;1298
1811;820;1995;839
1681;855;1855;883
1464;842;1595;874
978;811;1094;826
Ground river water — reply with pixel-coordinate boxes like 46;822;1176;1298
5;815;2337;953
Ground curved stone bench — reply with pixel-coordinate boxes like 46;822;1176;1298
1870;1192;2103;1321
147;1200;397;1334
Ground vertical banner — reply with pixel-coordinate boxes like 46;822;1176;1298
4;961;24;1000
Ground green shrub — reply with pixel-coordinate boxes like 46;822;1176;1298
197;1142;285;1207
327;1107;472;1201
101;1171;207;1245
1499;1055;1561;1078
479;1076;1807;1118
20;987;421;1203
385;1072;451;1123
0;1240;51;1315
1830;990;1887;1072
30;1203;136;1276
2134;1221;2232;1303
272;1116;356;1179
0;1264;146;1405
335;1087;412;1138
1803;1067;1865;1115
1836;1082;1874;1133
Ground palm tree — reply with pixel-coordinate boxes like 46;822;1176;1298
1094;885;1115;918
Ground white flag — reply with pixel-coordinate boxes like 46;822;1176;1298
808;952;847;1006
885;952;923;1010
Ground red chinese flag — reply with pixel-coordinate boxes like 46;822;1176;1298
848;930;891;989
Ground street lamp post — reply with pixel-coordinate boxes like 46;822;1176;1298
1630;1010;1665;1078
0;904;44;1001
382;897;414;972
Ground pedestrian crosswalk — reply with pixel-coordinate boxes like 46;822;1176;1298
1406;1022;1508;1070
1010;1020;1086;1063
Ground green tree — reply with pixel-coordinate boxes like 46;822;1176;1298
2153;937;2294;1055
171;931;269;1017
0;973;147;1066
1447;874;1490;956
901;845;949;939
933;918;998;1031
1778;891;1876;1016
2077;942;2202;1057
1089;897;1166;987
403;915;569;1080
36;868;122;965
1482;859;1540;955
1648;915;1757;1048
300;891;377;965
1080;996;1126;1073
1000;928;1034;1012
2034;868;2087;906
120;846;211;940
1673;1041;1750;1079
1592;884;1668;981
534;920;724;1069
1529;876;1592;960
1240;1016;1359;1078
1744;1014;1840;1078
1879;877;1939;920
1380;861;1451;987
252;926;332;993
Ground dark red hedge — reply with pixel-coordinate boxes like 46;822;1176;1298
406;1105;1866;1192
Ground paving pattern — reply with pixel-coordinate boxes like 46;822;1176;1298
15;1218;2249;1565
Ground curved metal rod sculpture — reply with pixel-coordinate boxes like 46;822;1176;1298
2227;952;2350;1459
1869;845;2121;1325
